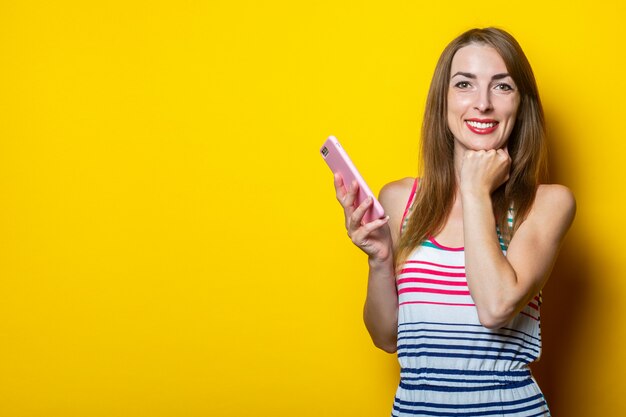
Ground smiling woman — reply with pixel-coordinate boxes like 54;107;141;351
447;44;521;151
331;27;575;416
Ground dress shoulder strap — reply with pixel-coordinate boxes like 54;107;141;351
496;207;516;251
399;178;419;235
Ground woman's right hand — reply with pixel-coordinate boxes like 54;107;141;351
334;173;392;262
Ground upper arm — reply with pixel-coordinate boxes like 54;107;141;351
378;177;415;246
506;184;576;304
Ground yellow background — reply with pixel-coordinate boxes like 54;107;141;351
1;1;624;416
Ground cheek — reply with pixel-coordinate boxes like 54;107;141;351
499;96;520;118
504;111;519;137
505;117;517;138
447;93;474;118
447;94;463;120
446;107;461;132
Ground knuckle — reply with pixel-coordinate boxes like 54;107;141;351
365;221;378;231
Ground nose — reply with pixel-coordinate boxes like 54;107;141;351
474;88;493;112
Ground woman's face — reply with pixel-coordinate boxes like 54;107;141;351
447;43;520;152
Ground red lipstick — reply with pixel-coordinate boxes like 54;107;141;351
465;119;499;135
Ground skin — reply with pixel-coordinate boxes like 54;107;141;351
334;43;576;353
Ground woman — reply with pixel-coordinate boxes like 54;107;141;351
333;28;575;416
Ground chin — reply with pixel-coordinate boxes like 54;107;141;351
467;138;506;151
465;143;499;151
454;134;507;153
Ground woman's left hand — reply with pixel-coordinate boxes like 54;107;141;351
460;148;511;196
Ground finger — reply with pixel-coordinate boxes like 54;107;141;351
351;216;390;245
361;215;390;234
349;195;373;229
334;173;347;201
342;180;359;209
496;148;509;159
341;181;360;229
463;150;477;159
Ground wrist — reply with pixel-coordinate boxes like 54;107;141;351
460;185;491;202
368;254;394;269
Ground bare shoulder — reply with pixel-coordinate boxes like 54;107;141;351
508;184;576;270
534;184;576;219
525;184;576;240
379;177;415;202
378;177;416;240
379;177;415;214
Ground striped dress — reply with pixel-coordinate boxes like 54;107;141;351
392;179;549;417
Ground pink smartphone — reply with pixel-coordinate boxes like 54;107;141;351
320;135;385;223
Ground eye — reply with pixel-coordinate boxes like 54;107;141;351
494;83;514;91
454;81;471;89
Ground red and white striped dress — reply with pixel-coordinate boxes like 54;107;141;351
391;179;549;417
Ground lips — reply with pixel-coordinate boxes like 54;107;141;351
465;119;499;135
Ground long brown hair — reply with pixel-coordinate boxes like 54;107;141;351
395;27;547;268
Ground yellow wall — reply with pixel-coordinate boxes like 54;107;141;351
1;1;624;416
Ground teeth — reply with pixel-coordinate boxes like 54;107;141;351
466;121;497;129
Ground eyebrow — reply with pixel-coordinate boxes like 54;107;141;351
451;72;512;80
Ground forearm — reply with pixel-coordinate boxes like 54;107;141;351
363;257;398;353
462;191;519;328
